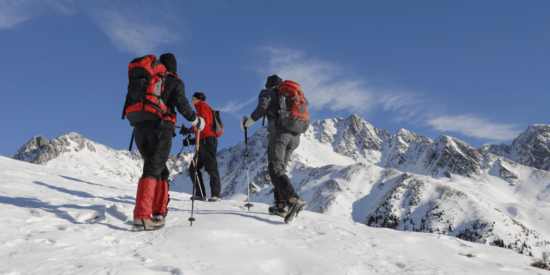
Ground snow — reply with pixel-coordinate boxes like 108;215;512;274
1;156;547;274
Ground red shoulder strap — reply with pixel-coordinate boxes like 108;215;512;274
166;72;180;79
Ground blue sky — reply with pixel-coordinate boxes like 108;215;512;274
1;0;549;157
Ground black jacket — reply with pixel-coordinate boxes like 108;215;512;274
164;74;196;122
250;88;281;131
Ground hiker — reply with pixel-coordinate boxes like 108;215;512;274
183;92;222;202
123;53;205;231
241;75;309;223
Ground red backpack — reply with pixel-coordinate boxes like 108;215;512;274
277;80;310;133
121;55;177;125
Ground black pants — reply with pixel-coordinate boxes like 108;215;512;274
189;136;221;197
133;124;173;181
267;127;300;204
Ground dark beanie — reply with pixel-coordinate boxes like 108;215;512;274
265;75;282;88
160;53;177;72
192;92;206;101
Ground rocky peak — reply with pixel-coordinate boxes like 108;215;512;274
380;128;433;172
309;115;390;162
336;115;390;161
478;143;512;159
12;132;122;165
512;125;550;171
479;124;550;172
12;135;50;162
393;129;431;148
423;135;482;178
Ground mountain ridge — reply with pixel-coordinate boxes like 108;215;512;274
11;115;550;257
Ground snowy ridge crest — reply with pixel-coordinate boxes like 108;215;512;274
13;133;102;164
12;132;185;184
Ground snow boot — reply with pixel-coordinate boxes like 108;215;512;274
284;197;307;224
190;195;206;201
208;196;221;202
268;201;287;218
152;212;166;223
131;218;165;232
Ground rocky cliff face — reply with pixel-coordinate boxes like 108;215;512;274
13;133;101;164
480;125;550;172
312;114;391;162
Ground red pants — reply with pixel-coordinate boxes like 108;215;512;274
134;178;170;219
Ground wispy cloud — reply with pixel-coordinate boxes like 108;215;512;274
427;115;521;141
0;0;76;29
215;97;257;118
0;1;181;55
258;47;523;142
44;0;77;15
0;1;40;29
89;6;181;55
259;47;424;116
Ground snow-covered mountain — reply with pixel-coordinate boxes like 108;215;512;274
12;132;186;184
480;125;550;172
2;156;547;274
12;115;550;258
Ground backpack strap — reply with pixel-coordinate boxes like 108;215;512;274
165;72;180;79
209;106;216;132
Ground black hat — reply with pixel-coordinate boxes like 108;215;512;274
160;53;177;72
192;92;206;101
265;75;282;88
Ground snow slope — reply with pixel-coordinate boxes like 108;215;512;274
0;156;547;275
11;116;550;259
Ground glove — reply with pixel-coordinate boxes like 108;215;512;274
241;116;256;130
179;126;193;136
183;138;196;147
191;117;205;131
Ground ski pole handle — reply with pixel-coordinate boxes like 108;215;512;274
243;116;248;144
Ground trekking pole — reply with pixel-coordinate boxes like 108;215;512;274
184;134;205;198
188;129;203;226
129;133;134;158
243;117;254;211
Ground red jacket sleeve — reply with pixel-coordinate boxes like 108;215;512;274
192;102;215;139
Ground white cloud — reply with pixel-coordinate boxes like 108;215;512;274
0;1;40;29
259;47;422;115
44;0;77;15
427;115;522;141
0;1;180;55
215;97;257;118
259;47;523;142
89;8;180;55
0;0;76;29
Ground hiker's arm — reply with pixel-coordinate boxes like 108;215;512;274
173;80;197;122
250;90;271;121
